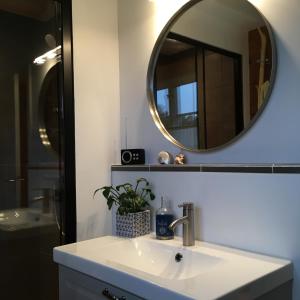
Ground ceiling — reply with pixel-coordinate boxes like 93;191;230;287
0;0;55;21
161;38;194;56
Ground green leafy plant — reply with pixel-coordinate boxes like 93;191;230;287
94;178;155;215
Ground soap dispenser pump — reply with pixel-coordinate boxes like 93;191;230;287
156;197;174;240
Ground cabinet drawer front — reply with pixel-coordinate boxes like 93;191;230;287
59;266;144;300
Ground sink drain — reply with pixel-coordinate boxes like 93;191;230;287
175;252;183;262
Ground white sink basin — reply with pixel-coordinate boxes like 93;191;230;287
54;235;292;300
96;238;222;280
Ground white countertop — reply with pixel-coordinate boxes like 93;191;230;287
53;235;292;300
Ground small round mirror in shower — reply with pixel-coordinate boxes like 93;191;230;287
147;0;276;152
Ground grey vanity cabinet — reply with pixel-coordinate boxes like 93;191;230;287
59;266;144;300
58;265;292;300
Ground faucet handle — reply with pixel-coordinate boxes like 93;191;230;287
178;202;194;209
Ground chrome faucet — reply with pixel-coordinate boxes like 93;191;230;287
31;188;53;214
169;202;195;246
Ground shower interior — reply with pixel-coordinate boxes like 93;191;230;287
0;1;66;299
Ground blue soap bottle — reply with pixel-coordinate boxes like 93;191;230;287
156;197;174;240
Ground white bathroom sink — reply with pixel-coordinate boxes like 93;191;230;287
54;235;292;300
93;238;222;280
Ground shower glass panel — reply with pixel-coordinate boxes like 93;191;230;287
0;1;63;299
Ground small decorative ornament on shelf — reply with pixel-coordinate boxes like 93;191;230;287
158;151;173;164
175;153;185;165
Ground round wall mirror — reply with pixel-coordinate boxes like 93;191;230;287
147;0;276;152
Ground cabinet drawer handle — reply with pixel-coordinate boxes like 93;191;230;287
102;288;126;300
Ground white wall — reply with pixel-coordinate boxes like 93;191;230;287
72;0;120;241
118;0;300;164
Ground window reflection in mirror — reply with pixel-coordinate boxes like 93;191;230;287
157;81;198;149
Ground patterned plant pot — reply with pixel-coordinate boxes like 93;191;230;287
116;210;151;238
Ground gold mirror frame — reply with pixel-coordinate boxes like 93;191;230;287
147;0;277;152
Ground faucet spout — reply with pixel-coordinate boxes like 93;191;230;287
169;202;195;246
169;216;188;231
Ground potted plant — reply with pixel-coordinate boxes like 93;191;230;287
94;178;155;238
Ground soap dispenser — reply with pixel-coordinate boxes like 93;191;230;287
156;197;174;240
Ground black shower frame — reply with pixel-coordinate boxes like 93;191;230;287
60;0;76;244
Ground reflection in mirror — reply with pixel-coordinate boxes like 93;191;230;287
39;64;60;154
0;1;64;299
148;0;275;151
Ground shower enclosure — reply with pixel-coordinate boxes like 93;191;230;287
0;1;76;299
